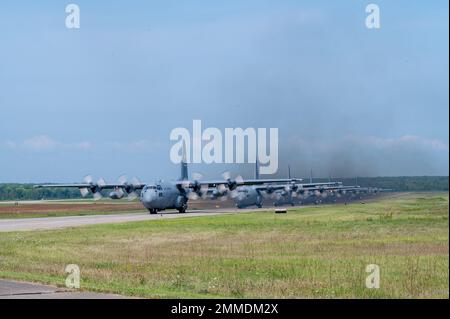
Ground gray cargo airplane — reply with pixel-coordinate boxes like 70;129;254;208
271;181;386;207
34;152;347;213
216;162;347;209
271;168;342;206
35;151;310;214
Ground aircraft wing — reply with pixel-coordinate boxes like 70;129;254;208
296;182;343;188
175;178;303;189
34;184;95;188
34;181;147;200
34;183;146;190
253;182;344;192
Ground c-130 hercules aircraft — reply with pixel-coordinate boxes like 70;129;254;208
35;149;348;214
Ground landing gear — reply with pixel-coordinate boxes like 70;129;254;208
256;204;263;208
149;209;158;214
177;203;187;214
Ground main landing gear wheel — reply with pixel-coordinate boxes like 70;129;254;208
149;209;158;214
177;204;187;214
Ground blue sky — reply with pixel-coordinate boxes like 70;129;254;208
0;1;448;182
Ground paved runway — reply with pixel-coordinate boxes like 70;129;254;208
0;279;127;299
0;208;275;232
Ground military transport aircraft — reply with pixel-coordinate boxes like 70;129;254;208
34;154;348;213
226;163;350;209
34;152;302;214
271;182;388;207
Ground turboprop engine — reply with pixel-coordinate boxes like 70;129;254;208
109;188;125;199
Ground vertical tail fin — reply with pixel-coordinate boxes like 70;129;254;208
288;165;291;179
254;160;260;180
309;169;313;184
180;140;188;180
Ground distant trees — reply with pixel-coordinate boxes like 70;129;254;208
314;176;449;192
0;184;82;201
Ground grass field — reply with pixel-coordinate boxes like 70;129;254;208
0;192;448;298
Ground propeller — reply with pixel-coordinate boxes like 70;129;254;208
217;183;228;195
118;174;128;186
81;175;103;200
219;171;245;199
260;185;277;199
93;191;103;200
288;183;305;198
221;171;244;190
118;175;142;200
273;192;282;200
180;179;191;191
94;177;107;200
209;183;229;200
188;191;199;200
79;188;89;198
190;172;209;199
98;178;106;188
83;174;94;184
128;177;142;200
79;175;91;197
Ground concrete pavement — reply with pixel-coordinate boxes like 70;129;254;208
0;279;128;299
0;207;275;232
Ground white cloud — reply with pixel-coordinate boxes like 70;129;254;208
1;135;93;152
107;139;164;152
1;140;17;148
23;135;58;151
1;136;164;153
74;142;93;150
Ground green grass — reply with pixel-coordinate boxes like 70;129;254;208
0;192;448;298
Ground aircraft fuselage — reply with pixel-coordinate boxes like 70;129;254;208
140;181;187;213
234;186;263;209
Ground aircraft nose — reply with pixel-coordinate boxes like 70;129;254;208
142;190;154;203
